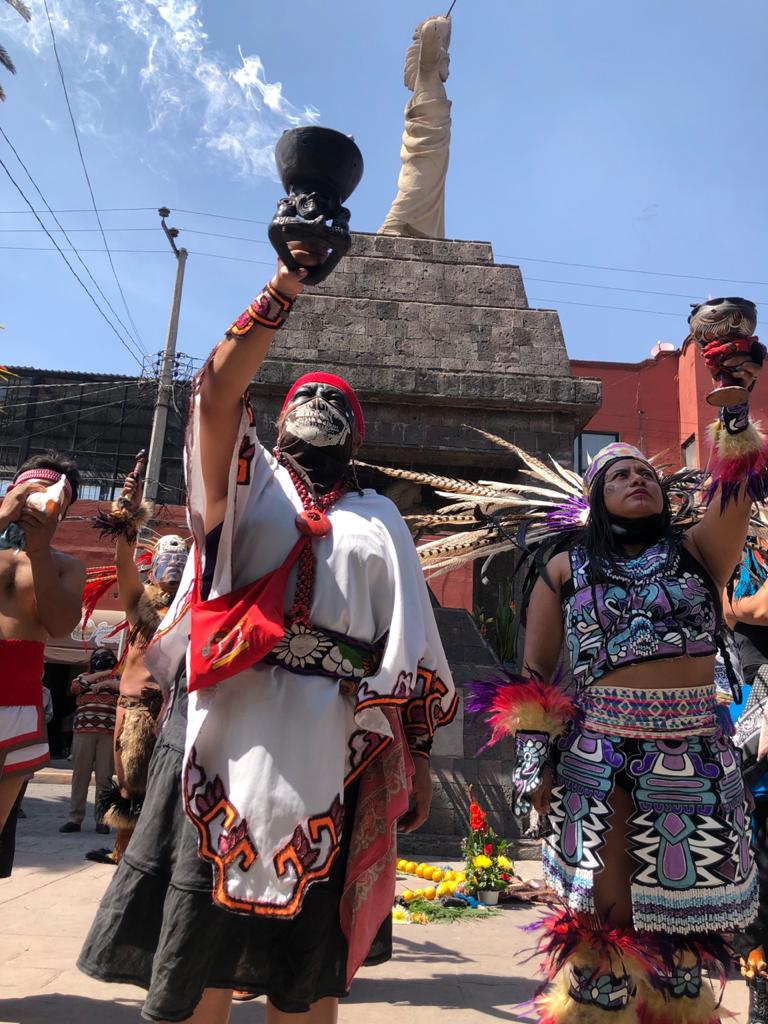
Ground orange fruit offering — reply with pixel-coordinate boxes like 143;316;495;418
431;868;443;882
402;889;415;903
424;886;437;901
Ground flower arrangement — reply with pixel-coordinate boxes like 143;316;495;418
462;789;513;894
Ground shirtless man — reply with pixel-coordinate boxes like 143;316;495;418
100;471;188;860
0;454;85;830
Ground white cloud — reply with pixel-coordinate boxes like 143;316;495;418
0;0;319;180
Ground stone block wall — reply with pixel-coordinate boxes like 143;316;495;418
246;231;600;853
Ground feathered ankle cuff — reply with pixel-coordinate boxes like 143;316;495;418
532;911;650;1023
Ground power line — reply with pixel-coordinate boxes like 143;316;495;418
42;0;147;356
527;293;768;326
498;253;768;288
0;380;147;414
525;276;768;305
0;207;156;214
1;203;767;287
0;127;148;362
0;155;145;369
4;241;767;324
0;226;159;233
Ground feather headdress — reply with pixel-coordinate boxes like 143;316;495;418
363;429;704;581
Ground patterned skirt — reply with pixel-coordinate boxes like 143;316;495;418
543;683;758;934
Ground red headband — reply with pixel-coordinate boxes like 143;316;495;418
281;372;365;440
11;469;73;504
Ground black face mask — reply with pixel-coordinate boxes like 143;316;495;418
609;513;667;546
277;388;355;493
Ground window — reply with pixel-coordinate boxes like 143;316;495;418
0;479;11;496
79;484;101;501
682;435;697;469
573;432;619;474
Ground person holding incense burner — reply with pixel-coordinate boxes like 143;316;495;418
78;233;457;1023
445;305;767;1022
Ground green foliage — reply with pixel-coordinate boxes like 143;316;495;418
473;582;518;666
404;898;500;922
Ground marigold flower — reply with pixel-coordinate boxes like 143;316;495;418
497;855;513;870
473;854;493;869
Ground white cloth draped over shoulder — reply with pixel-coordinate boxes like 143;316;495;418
146;388;457;917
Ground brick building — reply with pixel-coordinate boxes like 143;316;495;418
572;338;768;474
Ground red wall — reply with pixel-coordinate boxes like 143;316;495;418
55;500;188;610
573;347;768;471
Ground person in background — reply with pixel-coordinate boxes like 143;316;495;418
0;676;54;875
0;454;84;836
725;540;768;1024
60;647;119;835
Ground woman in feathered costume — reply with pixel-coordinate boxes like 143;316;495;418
374;305;767;1023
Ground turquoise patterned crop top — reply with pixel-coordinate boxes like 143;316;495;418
561;536;718;692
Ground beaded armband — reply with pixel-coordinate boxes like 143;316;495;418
226;281;294;337
512;731;550;814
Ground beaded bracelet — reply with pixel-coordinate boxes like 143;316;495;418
226;281;294;337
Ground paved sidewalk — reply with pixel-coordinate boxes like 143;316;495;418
0;782;749;1023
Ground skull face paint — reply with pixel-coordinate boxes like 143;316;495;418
282;395;352;449
277;383;356;491
151;534;188;590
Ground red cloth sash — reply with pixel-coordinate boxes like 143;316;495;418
188;536;309;694
0;639;45;706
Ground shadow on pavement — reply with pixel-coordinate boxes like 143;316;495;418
348;973;540;1018
391;933;473;964
0;995;142;1024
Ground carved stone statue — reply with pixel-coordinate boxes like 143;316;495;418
379;16;452;239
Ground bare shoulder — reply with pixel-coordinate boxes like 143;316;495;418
545;550;571;589
52;549;86;582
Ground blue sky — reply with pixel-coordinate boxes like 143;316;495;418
0;0;766;377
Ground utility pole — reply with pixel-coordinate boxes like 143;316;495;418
143;208;187;521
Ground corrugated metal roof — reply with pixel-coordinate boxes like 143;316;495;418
5;365;141;381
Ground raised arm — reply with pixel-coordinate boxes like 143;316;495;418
116;534;145;626
17;502;85;638
199;251;317;533
686;358;764;587
686;494;753;590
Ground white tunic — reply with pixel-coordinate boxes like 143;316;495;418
147;392;456;916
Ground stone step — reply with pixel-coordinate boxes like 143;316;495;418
311;254;528;309
346;231;494;264
277;293;570;377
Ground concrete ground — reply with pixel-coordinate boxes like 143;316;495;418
0;776;749;1023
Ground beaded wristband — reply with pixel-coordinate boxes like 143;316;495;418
226;281;294;337
720;401;750;436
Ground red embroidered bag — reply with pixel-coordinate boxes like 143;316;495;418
187;536;308;693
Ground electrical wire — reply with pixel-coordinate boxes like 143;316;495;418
42;0;147;357
0;204;766;287
0;380;146;414
0;127;148;361
0;155;145;369
498;253;768;288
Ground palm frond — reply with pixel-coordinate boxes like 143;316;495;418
0;43;17;75
4;0;32;22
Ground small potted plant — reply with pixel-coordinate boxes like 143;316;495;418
462;788;513;905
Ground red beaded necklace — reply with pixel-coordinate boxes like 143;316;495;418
274;449;348;627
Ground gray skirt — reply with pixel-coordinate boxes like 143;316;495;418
77;676;391;1019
